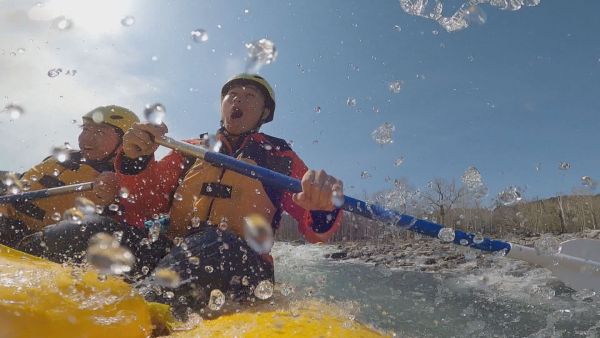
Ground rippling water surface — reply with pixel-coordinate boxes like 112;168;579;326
272;242;600;337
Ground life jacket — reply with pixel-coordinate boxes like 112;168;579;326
168;133;293;239
3;151;113;231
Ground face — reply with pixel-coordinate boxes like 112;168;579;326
78;121;121;161
221;85;269;135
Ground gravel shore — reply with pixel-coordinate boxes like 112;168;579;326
324;229;600;273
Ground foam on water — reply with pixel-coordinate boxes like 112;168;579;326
272;242;600;337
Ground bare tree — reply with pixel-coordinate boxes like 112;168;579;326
421;178;467;226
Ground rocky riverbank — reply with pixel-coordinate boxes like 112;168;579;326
324;229;600;273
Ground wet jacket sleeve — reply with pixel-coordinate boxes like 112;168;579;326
278;150;343;243
114;151;187;228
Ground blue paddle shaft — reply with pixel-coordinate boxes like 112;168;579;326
203;151;511;253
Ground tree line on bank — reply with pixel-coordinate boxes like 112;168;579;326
275;177;600;242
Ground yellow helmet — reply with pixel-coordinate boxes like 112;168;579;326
82;105;139;134
221;74;276;123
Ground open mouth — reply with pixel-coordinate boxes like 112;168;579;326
230;107;244;119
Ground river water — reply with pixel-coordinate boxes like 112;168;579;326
271;242;600;337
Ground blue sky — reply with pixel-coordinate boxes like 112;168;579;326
1;0;599;204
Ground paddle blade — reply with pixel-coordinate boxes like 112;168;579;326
560;239;600;263
508;240;600;292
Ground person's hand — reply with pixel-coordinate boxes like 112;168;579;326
93;172;119;205
292;169;343;211
122;122;168;158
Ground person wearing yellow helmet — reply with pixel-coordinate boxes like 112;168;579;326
16;75;345;317
0;105;139;247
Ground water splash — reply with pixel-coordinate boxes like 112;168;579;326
53;16;73;30
558;161;571;170
191;29;208;43
388;80;404;93
399;0;542;33
438;227;455;242
534;235;559;256
254;280;274;300
462;166;488;199
47;68;62;77
245;38;277;72
153;267;182;288
498;186;522;206
371;123;395;145
120;16;135;27
86;232;135;275
144;103;166;125
208;289;225;310
201;134;223;152
51;146;70;163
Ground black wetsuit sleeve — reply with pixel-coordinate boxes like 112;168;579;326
120;154;153;175
309;208;341;233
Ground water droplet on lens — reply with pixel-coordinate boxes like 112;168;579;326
90;110;104;123
86;232;135;275
4;104;24;119
498;186;522;206
154;267;181;288
118;187;129;199
51;212;62;222
558;162;571;170
47;68;62;78
208;289;225;310
63;208;84;224
149;222;161;242
121;16;135;27
51;146;70;163
74;197;96;215
280;283;294;296
572;289;596;301
108;204;119;212
459;239;469;246
581;176;597;189
473;234;484;244
144;103;166;125
438;228;455;242
190;216;202;228
314;106;321;113
331;190;344;208
245;38;277;72
191;29;208;43
254;280;274;300
54;16;73;30
462;166;488;199
388;80;403;93
360;170;371;179
346;97;357;107
534;235;560;256
371;122;395;145
201;134;223;152
173;192;183;201
188;256;200;265
394;157;404;167
205;265;214;273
